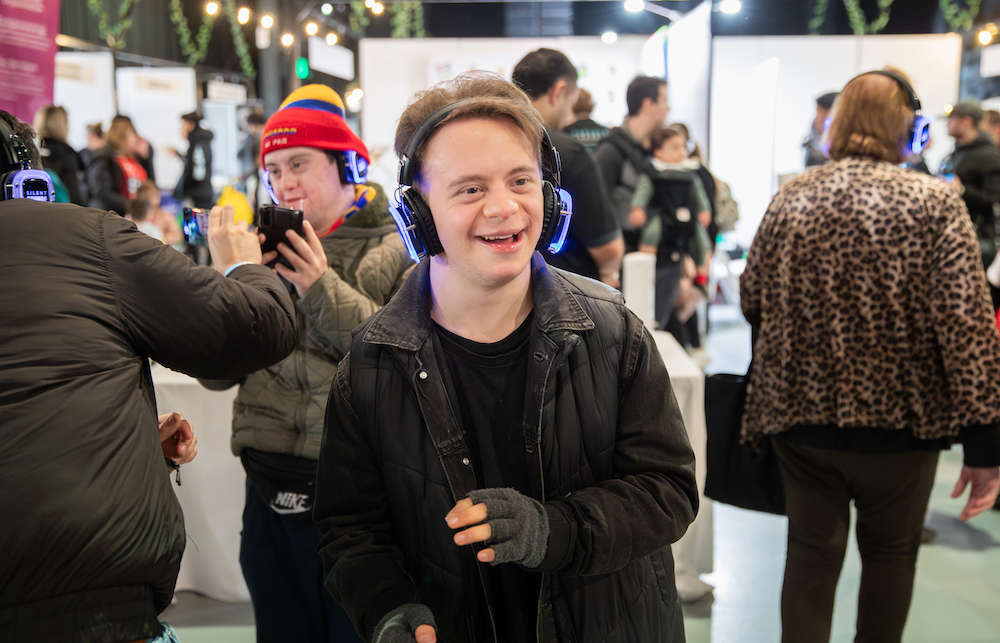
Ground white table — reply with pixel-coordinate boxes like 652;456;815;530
152;328;711;604
152;365;248;602
652;331;714;601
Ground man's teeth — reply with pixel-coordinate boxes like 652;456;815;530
483;233;517;241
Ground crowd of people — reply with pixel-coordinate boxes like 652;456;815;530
2;48;999;643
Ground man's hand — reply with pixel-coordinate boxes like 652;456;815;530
951;465;1000;521
372;604;436;643
414;625;436;643
628;206;647;229
208;204;263;275
446;497;495;563
158;412;197;465
261;220;329;297
446;489;549;568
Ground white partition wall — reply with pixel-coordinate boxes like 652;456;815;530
115;67;199;192
710;34;962;248
53;52;117;151
359;35;650;156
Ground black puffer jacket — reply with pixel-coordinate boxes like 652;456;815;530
945;133;1000;263
180;126;214;208
315;255;698;642
0;201;297;642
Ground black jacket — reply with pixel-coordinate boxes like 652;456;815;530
947;133;1000;261
315;256;698;643
86;146;129;215
593;126;651;237
39;139;85;205
180;126;214;208
0;201;297;642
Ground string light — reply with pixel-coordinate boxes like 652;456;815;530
326;33;338;46
205;1;219;16
321;3;333;15
372;2;384;14
306;22;319;36
981;30;993;46
260;15;273;29
237;7;250;24
281;33;294;47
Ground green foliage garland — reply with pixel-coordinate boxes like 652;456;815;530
222;0;256;78
389;2;427;38
939;0;983;32
86;0;142;49
349;0;371;34
809;0;830;35
843;0;894;35
169;0;214;67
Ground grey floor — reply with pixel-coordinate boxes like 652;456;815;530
162;306;1000;642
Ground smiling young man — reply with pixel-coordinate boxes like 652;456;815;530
314;73;698;643
200;85;413;643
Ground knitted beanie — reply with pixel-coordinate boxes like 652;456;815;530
261;84;369;166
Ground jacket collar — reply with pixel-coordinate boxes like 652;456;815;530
363;253;594;352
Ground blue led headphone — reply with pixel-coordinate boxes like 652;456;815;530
862;70;931;155
391;99;573;263
0;118;54;202
261;149;368;204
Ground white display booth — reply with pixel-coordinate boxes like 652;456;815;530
53;52;117;152
710;34;963;248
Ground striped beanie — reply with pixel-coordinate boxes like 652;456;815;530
261;84;369;166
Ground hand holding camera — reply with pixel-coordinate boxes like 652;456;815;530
203;204;262;275
261;218;329;297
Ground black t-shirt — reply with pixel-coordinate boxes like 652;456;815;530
434;314;540;643
543;129;621;282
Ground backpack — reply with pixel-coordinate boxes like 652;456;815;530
714;178;739;233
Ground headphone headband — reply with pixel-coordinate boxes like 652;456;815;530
857;70;922;114
0;117;30;172
397;99;561;189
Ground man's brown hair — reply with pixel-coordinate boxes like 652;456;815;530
827;72;913;164
0;110;42;170
394;71;544;190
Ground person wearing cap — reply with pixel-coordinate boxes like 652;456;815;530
804;92;839;167
942;100;1000;307
171;111;215;209
199;84;412;643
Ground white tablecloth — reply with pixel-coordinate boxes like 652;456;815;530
152;329;711;603
652;331;714;599
152;365;248;602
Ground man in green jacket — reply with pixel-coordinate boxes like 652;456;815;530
202;85;413;643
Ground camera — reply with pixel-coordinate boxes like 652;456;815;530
255;205;304;269
182;207;210;247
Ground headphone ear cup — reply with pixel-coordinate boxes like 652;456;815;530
536;181;558;252
402;189;444;257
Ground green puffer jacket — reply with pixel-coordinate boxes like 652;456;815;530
205;183;413;460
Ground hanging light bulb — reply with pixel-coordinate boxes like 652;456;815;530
205;1;219;16
326;32;338;46
321;3;333;15
372;2;384;14
237;7;250;24
305;22;319;36
281;33;294;47
260;15;274;29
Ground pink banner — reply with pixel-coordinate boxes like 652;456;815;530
0;0;61;122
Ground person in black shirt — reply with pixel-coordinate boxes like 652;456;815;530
513;48;623;287
314;72;697;643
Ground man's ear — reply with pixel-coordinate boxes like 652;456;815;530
549;79;569;106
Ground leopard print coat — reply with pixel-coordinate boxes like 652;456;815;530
740;157;1000;446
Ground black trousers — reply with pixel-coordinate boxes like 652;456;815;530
773;440;939;643
240;480;363;643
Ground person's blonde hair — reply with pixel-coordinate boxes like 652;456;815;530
827;72;913;164
394;71;544;189
106;116;136;155
33;105;69;143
